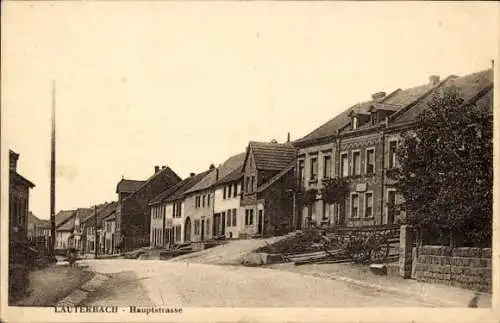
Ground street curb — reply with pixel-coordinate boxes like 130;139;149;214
55;272;109;307
303;270;466;307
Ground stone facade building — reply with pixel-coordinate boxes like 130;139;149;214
240;140;297;237
115;166;181;252
294;69;493;229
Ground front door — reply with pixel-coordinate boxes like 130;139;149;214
257;210;263;234
185;217;192;242
387;191;396;224
221;212;226;235
201;219;205;241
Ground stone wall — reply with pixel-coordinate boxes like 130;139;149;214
414;245;492;292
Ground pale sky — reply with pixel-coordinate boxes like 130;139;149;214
2;1;498;219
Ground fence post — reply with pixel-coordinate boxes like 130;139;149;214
399;224;414;278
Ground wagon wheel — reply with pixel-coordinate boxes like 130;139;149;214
369;234;390;263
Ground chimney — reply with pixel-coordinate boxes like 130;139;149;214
154;165;160;174
190;172;195;177
429;75;440;85
209;164;215;170
270;139;278;144
162;165;166;170
371;92;386;100
9;150;19;171
287;132;290;143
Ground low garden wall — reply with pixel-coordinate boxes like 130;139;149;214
414;245;492;292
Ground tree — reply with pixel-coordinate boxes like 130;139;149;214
389;86;492;247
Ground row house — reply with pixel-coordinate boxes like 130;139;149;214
115;165;181;252
149;171;210;247
27;212;51;238
213;166;244;239
58;208;94;251
294;69;493;228
240;140;297;237
79;202;117;255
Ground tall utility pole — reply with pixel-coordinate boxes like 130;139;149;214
50;80;56;255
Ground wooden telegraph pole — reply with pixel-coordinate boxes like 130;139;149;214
94;205;98;258
50;80;56;256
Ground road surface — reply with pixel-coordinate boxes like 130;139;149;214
81;259;442;307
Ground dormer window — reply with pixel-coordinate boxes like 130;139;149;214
352;116;358;130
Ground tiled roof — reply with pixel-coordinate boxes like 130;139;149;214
391;69;493;125
295;80;439;144
149;176;196;205
185;152;246;194
164;171;211;202
37;220;51;229
256;161;295;193
82;202;118;227
214;166;243;186
247;141;296;171
124;166;182;201
55;210;77;228
28;212;43;225
116;179;146;194
57;216;75;231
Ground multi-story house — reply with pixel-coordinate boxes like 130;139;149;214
213;165;244;239
27;212;50;238
184;153;245;243
240;140;297;237
293;69;493;228
115;165;181;252
149;171;210;246
58;208;93;251
101;204;118;254
9;150;35;300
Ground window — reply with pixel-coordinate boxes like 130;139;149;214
298;160;305;183
351;193;359;218
228;185;232;198
245;177;250;193
249;210;254;225
206;219;210;236
366;148;375;174
194;220;200;235
387;190;397;224
310;157;318;181
223;187;227;199
245;209;254;225
352;116;358;129
323;155;331;179
322;202;328;220
365;192;373;218
207;194;210;206
227;210;232;227
341;153;349;177
352;151;361;175
251;176;255;192
202;195;206;207
175;225;181;242
389;141;397;168
371;112;378;125
233;183;238;197
232;209;237;227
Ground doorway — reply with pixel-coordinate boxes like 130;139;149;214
221;212;226;236
387;190;396;224
201;219;205;241
257;210;263;235
184;217;192;242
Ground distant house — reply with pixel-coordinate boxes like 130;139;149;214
212;154;246;239
240;140;297;237
149;171;210;247
80;202;115;255
54;210;76;250
115;165;182;252
102;206;118;254
27;212;50;238
55;208;93;251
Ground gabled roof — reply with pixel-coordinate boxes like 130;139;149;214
214;166;243;187
256;161;295;193
295;79;440;144
390;69;493;125
82;202;118;227
116;179;146;194
10;171;35;188
185;152;246;194
57;216;75;231
28;212;43;225
164;171;211;202
243;141;296;171
124;166;182;202
55;210;77;228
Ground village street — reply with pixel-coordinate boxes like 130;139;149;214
80;259;443;307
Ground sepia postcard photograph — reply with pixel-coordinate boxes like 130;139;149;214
1;1;499;322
